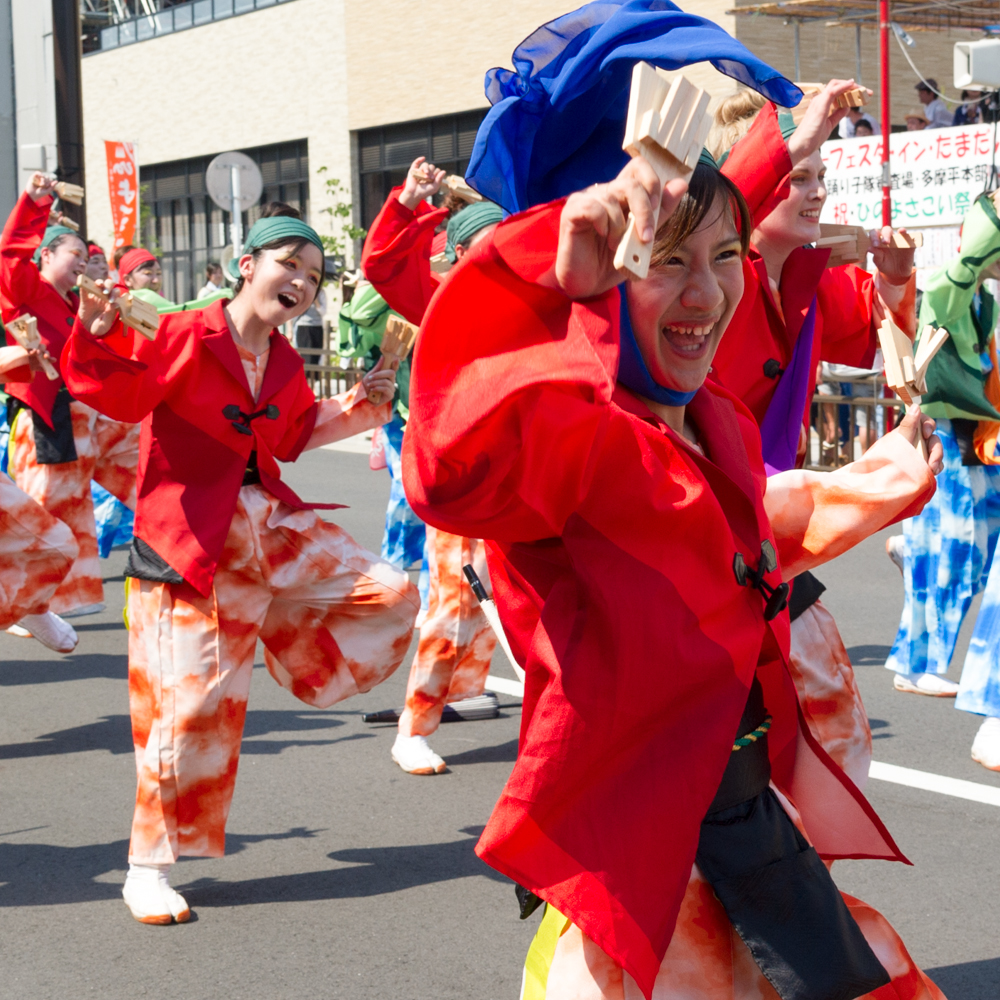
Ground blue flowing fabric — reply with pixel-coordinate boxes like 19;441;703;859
758;297;817;475
617;286;696;406
468;0;801;214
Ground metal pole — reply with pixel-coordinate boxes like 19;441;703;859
794;20;800;81
879;0;892;228
855;23;863;84
230;163;243;256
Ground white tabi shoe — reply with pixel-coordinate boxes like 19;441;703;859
122;863;191;925
392;733;446;775
8;612;78;653
59;602;106;619
971;717;1000;771
885;535;904;575
893;672;959;697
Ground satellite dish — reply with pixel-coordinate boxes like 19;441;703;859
206;151;263;213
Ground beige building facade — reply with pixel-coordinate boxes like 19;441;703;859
79;0;977;300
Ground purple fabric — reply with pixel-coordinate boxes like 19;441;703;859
760;296;818;476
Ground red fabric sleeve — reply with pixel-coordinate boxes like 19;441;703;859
60;317;171;423
0;192;53;310
721;103;793;229
815;265;879;369
360;187;447;325
274;380;319;462
402;199;619;543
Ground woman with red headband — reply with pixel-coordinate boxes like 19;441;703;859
1;172;140;619
63;213;419;925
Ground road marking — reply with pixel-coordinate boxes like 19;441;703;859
484;675;524;698
869;760;1000;807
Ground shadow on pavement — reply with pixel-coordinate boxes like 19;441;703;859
184;829;506;906
444;738;519;767
926;958;1000;997
0;828;323;907
846;645;892;666
0;710;363;759
0;653;127;686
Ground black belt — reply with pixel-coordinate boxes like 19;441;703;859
696;679;890;1000
242;450;261;486
8;387;77;465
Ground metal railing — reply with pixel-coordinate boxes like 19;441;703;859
91;0;298;53
806;374;904;471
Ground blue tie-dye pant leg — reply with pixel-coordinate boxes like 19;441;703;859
885;419;1000;677
957;524;1000;717
380;415;427;572
91;481;135;557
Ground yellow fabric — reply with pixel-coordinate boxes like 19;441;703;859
974;335;1000;464
522;904;570;1000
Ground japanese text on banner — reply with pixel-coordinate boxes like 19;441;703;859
105;141;138;253
821;124;999;228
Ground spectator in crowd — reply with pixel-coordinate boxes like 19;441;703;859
915;79;952;128
294;285;327;352
954;90;985;126
85;244;108;281
854;119;874;137
905;108;929;131
840;106;880;138
196;261;224;299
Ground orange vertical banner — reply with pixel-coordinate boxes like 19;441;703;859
105;140;138;254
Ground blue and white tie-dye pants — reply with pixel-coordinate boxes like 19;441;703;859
886;419;1000;715
380;415;429;607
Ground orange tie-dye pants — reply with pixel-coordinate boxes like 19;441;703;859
8;400;138;614
126;484;420;864
788;603;872;790
0;470;78;629
398;526;498;737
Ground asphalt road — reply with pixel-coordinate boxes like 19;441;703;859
0;446;997;999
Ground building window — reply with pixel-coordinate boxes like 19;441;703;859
82;0;298;55
139;139;309;304
355;110;489;230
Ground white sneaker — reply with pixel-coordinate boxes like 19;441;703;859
9;612;78;653
391;733;446;775
972;717;1000;771
893;672;959;697
122;863;190;925
59;602;106;619
886;535;904;575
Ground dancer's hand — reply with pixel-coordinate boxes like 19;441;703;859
553;158;688;299
362;355;397;400
399;157;446;211
870;226;915;284
26;346;57;373
896;406;944;474
26;172;57;203
77;278;119;338
787;80;871;166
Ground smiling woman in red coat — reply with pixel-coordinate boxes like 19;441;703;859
63;215;420;926
403;151;945;998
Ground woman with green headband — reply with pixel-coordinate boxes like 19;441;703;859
62;210;419;926
1;171;138;633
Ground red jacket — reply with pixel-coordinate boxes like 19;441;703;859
402;201;907;999
62;300;361;595
360;187;446;325
0;192;79;427
717;103;913;427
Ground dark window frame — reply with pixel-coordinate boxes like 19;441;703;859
139;139;309;304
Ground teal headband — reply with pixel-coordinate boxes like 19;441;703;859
445;201;504;263
698;147;719;170
226;216;325;279
32;225;78;265
777;110;797;141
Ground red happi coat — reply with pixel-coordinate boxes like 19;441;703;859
360;187;446;324
60;300;336;595
0;192;79;427
716;102;899;427
402;201;907;999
